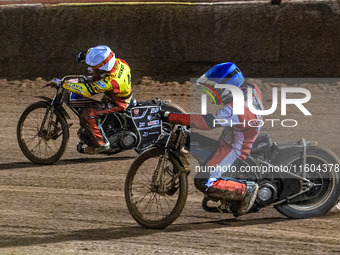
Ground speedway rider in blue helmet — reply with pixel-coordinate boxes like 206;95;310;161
163;62;264;217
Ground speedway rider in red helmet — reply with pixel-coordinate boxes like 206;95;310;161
49;45;132;154
163;63;264;216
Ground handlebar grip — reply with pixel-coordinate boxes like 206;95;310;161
76;51;87;63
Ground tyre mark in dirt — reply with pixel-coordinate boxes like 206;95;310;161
0;185;121;196
1;212;339;254
0;156;135;170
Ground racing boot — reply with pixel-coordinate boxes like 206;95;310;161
84;141;110;154
83;120;110;154
231;181;259;217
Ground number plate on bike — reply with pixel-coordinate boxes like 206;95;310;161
131;106;162;148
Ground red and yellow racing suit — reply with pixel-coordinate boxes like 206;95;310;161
63;59;132;146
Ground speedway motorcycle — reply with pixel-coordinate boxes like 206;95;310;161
17;75;185;165
125;124;340;229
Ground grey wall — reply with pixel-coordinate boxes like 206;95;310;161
0;1;339;81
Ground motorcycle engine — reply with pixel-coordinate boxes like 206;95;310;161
77;114;139;152
108;130;138;150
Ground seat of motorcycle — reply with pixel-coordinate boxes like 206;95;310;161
251;132;273;154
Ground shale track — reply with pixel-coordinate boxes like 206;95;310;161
0;78;339;254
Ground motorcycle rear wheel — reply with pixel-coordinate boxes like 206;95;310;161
161;103;186;114
17;101;69;165
274;146;340;218
125;148;188;229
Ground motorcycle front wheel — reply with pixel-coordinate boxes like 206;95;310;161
125;148;188;229
17;101;69;165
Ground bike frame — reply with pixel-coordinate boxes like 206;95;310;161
51;75;88;118
162;125;317;206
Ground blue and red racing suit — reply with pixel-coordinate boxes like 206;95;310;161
169;83;264;199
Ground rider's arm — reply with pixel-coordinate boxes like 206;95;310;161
168;113;216;130
168;105;242;130
62;59;131;98
62;77;113;97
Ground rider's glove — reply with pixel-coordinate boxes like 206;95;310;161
76;51;87;63
47;78;61;88
159;110;171;122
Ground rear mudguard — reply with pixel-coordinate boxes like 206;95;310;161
270;141;317;164
270;142;303;163
36;96;71;120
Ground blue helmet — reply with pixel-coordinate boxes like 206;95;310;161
197;62;245;104
205;62;244;87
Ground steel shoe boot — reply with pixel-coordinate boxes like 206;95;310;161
84;141;110;154
232;181;259;217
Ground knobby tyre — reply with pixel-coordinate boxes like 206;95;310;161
17;101;69;165
125;148;188;229
161;103;186;114
274;146;340;218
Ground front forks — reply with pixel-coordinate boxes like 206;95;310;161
151;154;170;194
39;106;71;140
37;106;54;140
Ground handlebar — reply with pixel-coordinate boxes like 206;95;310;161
42;75;88;89
59;75;88;85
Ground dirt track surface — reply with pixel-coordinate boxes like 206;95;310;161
0;78;339;254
